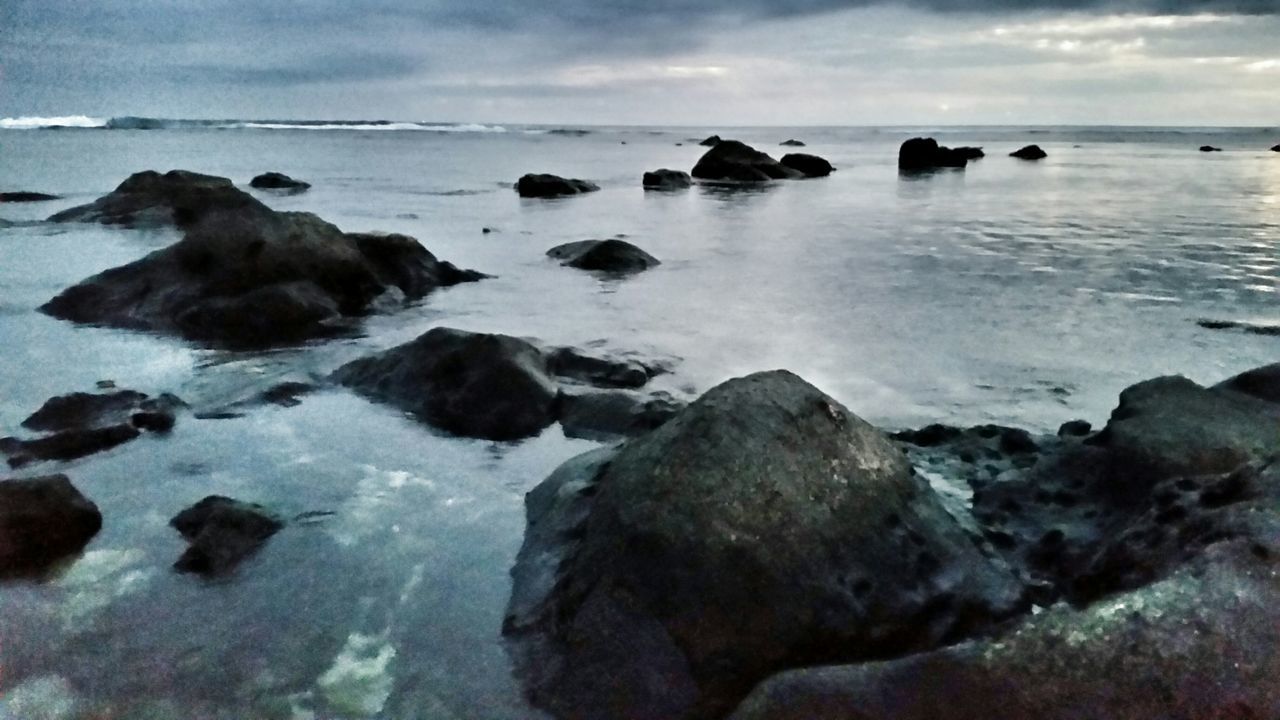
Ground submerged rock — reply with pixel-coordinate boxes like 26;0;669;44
1;191;60;202
642;169;692;190
249;172;310;191
41;177;485;347
515;174;599;198
2;390;183;468
170;496;284;575
780;153;834;178
48;170;265;228
546;239;660;274
1010;145;1047;160
691;140;802;182
0;474;102;578
897;138;969;171
505;370;1027;720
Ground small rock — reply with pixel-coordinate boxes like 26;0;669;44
546;239;660;274
642;169;692;190
1199;145;1222;152
699;135;722;147
171;496;284;575
515;174;599;198
779;139;805;147
1010;145;1047;160
249;172;310;191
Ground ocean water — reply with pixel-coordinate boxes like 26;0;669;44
0;120;1277;718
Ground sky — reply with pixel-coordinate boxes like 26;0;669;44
2;0;1278;125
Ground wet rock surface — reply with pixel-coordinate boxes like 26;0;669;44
0;474;103;578
691;140;803;182
41;172;485;347
505;371;1028;720
2;390;184;468
48;170;265;228
170;496;284;575
642;169;692;190
546;239;660;274
898;137;970;171
515;174;600;198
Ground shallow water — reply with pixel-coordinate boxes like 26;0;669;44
0;123;1277;718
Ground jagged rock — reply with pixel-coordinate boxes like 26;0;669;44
898;138;969;171
249;172;310;190
515;174;599;198
171;496;284;575
780;153;834;178
47;170;265;228
546;239;659;274
1010;145;1047;160
0;474;102;578
505;371;1027;720
691;140;802;182
642;169;692;190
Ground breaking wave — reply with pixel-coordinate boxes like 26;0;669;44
0;116;509;133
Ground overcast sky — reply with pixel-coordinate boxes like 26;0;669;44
2;0;1278;125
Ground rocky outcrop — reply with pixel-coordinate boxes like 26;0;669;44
546;239;660;274
41;174;485;347
250;172;310;191
691;141;802;182
1;192;60;202
642;169;692;190
1010;145;1047;160
505;371;1028;720
897;138;970;171
333;328;679;442
170;496;284;575
780;153;834;178
0;474;102;578
1200;145;1222;152
516;174;600;198
1;390;183;468
47;170;266;228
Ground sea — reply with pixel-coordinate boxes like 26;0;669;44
0;116;1277;719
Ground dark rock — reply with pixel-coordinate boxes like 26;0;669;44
0;192;60;202
558;390;684;440
642;169;692;190
505;370;1027;720
22;390;152;432
897;138;969;171
699;135;722;147
546;347;655;389
1010;145;1047;160
48;170;266;228
954;147;985;160
249;172;310;190
1196;318;1280;336
170;496;284;575
4;425;139;469
1215;362;1280;404
2;389;182;468
779;139;805;147
332;327;560;441
259;381;317;408
691;140;803;182
1057;419;1092;438
546;239;660;274
780;153;834;178
1199;145;1222;152
1272;144;1280;152
515;174;599;198
41;183;484;347
0;474;102;578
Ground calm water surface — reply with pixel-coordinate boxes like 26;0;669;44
0;123;1277;718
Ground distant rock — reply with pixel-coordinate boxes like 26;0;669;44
546;239;659;274
0;474;102;578
1010;145;1047;160
1199;145;1222;152
779;139;805;147
780;153;834;178
898;137;970;171
515;174;599;198
1196;318;1280;336
41;172;485;347
642;169;692;190
170;496;284;575
0;191;60;202
249;172;310;191
48;170;265;228
691;140;803;182
505;370;1027;720
699;135;722;147
954;147;985;160
2;390;183;468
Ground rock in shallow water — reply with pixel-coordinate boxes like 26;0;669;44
691;140;803;182
516;174;599;198
780;153;834;177
170;496;284;575
48;169;262;228
546;239;660;274
642;169;692;190
505;370;1028;720
0;474;102;578
2;390;183;468
249;172;310;191
1010;145;1047;160
898;137;970;170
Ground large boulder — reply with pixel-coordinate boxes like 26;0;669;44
48;170;266;228
546;239;660;274
332;327;561;441
41;184;485;347
1010;145;1047;160
504;371;1028;720
897;138;969;171
642;169;692;190
691;141;803;182
2;389;183;468
170;496;284;575
0;475;102;578
516;174;599;198
249;172;310;191
780;153;834;178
